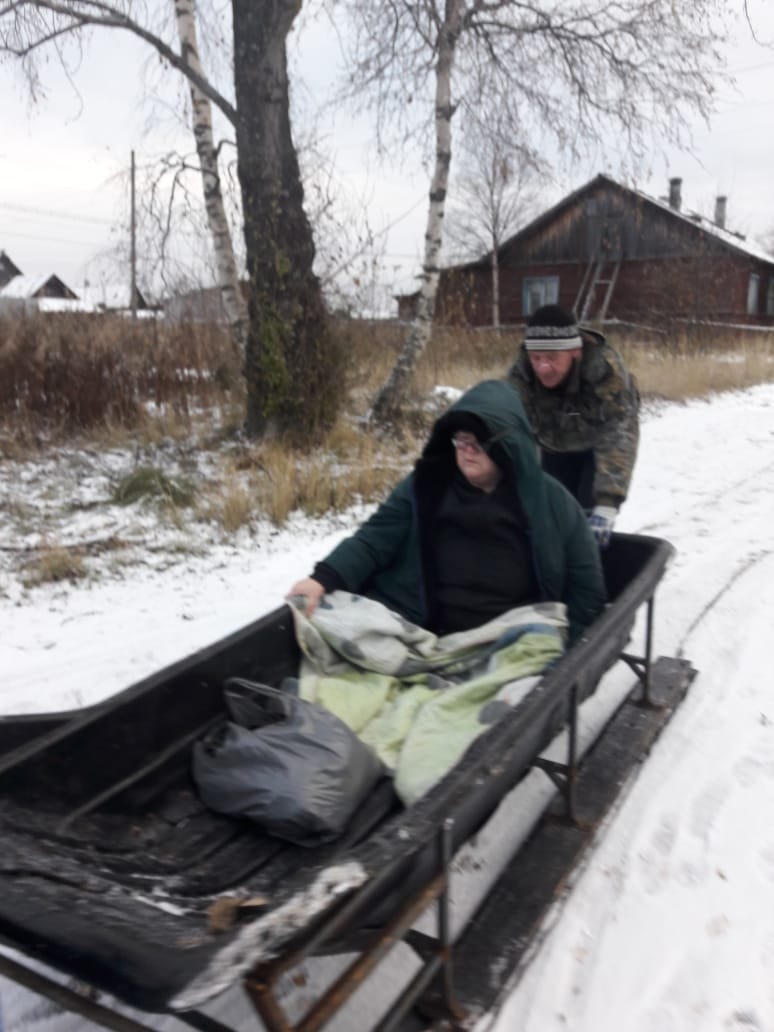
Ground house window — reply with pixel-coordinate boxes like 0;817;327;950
747;273;760;315
767;279;774;316
523;276;559;316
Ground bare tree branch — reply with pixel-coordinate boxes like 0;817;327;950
336;0;731;422
0;0;237;122
2;0;344;442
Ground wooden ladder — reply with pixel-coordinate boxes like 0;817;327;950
577;257;621;322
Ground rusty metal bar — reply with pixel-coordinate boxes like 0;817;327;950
437;818;454;1008
621;593;662;709
642;595;655;705
244;977;295;1032
565;681;579;821
0;953;160;1032
246;870;447;1032
246;835;426;987
245;821;464;1032
374;956;447;1032
376;819;465;1032
532;676;581;821
0;953;233;1032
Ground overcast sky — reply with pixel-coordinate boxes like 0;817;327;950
1;0;773;307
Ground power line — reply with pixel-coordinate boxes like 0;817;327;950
0;228;112;246
0;201;116;226
730;58;774;74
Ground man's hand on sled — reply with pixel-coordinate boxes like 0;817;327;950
588;505;617;548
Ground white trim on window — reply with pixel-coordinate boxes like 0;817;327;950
747;273;760;315
522;276;559;316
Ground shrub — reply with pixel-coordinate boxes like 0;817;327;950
22;545;87;588
112;466;195;508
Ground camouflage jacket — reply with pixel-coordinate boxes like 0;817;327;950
507;329;639;509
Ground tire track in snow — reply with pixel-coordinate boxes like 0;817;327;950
675;549;773;659
633;455;774;538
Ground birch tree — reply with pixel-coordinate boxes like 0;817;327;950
1;0;341;441
340;0;729;424
446;111;543;327
174;0;247;356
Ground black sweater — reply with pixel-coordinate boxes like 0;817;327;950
430;474;538;634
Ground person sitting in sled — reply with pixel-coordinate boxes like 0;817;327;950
507;304;639;548
287;379;605;645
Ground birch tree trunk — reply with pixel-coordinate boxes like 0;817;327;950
369;0;464;426
491;243;500;328
174;0;248;357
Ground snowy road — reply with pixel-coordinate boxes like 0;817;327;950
1;384;773;1031
488;385;774;1032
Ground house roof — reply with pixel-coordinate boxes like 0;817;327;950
0;250;23;277
0;273;79;300
460;173;774;271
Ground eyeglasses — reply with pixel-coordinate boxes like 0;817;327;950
451;434;485;455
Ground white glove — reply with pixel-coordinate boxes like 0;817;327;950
588;505;617;547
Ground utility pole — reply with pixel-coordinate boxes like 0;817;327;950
130;149;137;322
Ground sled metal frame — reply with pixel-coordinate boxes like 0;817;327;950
0;820;463;1032
533;588;660;823
244;818;463;1032
444;654;697;1024
0;535;676;1032
0;952;232;1032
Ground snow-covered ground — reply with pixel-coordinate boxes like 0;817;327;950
1;383;773;1031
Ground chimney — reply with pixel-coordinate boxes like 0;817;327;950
668;177;682;211
714;195;727;229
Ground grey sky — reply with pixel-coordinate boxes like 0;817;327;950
1;0;773;307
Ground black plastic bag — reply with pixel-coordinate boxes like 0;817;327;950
192;678;384;846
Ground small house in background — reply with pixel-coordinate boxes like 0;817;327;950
79;283;151;314
0;272;80;315
397;174;774;329
0;273;78;301
0;250;22;290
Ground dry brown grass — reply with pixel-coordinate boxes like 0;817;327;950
22;543;88;588
348;319;773;405
0;313;239;446
613;327;774;401
200;482;255;533
2;312;772;531
245;429;408;527
345;321;518;401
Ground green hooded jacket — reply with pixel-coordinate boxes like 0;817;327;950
315;380;606;642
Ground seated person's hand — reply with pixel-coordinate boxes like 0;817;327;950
286;577;326;616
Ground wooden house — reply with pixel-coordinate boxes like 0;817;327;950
0;274;79;302
397;174;774;328
79;283;151;313
0;250;22;291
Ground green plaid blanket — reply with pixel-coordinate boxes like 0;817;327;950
289;593;567;805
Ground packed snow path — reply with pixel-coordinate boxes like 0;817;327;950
1;384;773;1032
488;385;774;1032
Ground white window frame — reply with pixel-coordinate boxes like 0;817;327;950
522;276;559;316
747;273;760;315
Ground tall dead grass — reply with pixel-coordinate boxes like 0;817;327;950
615;325;774;401
2;312;771;529
216;427;414;528
0;313;239;441
359;320;774;403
